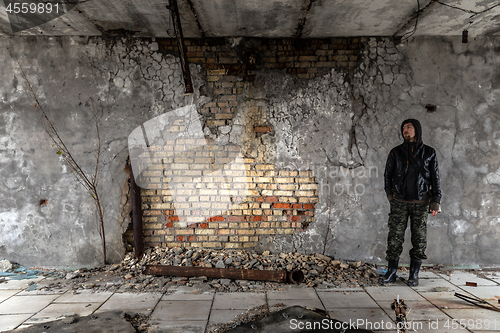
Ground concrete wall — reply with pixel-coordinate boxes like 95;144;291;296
0;35;499;267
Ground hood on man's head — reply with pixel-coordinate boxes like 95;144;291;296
401;118;422;143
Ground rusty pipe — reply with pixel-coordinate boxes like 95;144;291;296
128;150;144;260
144;265;304;284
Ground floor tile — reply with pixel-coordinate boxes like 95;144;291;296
378;300;449;321
0;314;33;331
96;292;161;314
162;287;214;301
457;286;500;304
148;320;206;333
442;308;500;331
410;278;460;293
326;308;393;330
268;298;324;310
267;286;319;300
421;291;481;309
317;291;379;309
0;295;59;314
405;322;469;333
16;287;68;296
365;286;426;301
438;271;498;286
212;292;266;310
54;290;113;303
0;290;21;303
0;277;44;290
25;302;101;324
151;300;212;321
208;309;245;325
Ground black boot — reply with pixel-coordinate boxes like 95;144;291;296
379;260;398;284
408;260;422;286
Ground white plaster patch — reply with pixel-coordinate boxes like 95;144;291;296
450;219;469;236
0;210;23;245
486;171;500;185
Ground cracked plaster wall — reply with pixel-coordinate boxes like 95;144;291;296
0;35;499;267
0;36;207;267
256;36;500;267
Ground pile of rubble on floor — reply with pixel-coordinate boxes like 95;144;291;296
64;247;383;293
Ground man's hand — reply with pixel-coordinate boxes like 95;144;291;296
429;202;440;216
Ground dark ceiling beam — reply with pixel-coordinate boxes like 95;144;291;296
295;0;315;38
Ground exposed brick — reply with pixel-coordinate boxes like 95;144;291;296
207;216;225;222
273;203;291;209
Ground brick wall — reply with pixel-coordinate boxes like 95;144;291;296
138;38;361;249
139;140;318;248
158;38;361;127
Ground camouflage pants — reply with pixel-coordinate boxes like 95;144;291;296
386;200;429;261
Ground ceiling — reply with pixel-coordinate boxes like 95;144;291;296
1;0;499;38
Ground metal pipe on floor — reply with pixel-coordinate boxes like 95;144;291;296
144;265;304;284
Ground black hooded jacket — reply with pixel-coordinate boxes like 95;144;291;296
384;119;441;203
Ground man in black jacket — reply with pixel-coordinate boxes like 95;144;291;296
380;119;441;286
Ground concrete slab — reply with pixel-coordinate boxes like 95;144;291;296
162;287;215;301
212;292;266;310
378;300;449;321
151;300;212;321
442;308;500;328
267;286;319;300
148;321;206;333
365;286;426;301
317;291;379;309
409;278;460;293
25;302;102;324
17;287;68;296
438;271;498;286
395;270;441;280
96;292;162;314
0;314;33;331
54;290;113;303
16;278;70;296
326;307;393;327
402;323;469;333
315;285;365;292
208;309;245;325
458;286;500;304
0;294;59;314
421;291;477;309
0;277;44;290
5;310;136;333
0;290;21;303
268;298;324;310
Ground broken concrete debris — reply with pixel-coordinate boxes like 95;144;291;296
17;247;382;294
0;259;13;272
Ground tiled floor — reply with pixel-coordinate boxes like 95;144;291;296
1;269;500;332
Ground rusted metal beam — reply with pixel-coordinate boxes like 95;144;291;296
168;0;193;94
144;265;304;284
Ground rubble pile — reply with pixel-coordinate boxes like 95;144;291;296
3;248;384;293
112;247;381;292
